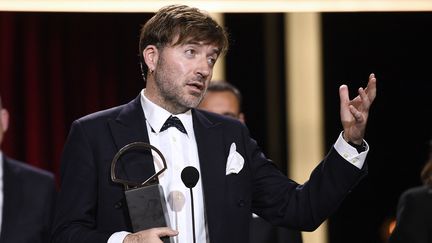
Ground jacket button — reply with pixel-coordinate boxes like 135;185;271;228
238;200;245;207
114;201;123;209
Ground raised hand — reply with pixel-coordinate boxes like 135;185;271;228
339;73;377;145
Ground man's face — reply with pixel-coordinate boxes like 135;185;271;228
199;90;244;123
149;41;220;114
0;108;9;146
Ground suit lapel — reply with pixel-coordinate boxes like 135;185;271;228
193;110;227;243
108;96;156;185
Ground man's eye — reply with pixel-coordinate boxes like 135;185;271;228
185;49;195;56
208;57;216;66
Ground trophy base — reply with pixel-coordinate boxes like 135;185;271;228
126;184;173;243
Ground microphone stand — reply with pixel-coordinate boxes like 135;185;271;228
181;166;199;243
189;187;196;243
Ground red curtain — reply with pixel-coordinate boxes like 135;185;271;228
0;12;151;182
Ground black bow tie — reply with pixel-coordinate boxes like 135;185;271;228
160;116;187;134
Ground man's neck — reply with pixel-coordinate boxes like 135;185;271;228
143;89;189;115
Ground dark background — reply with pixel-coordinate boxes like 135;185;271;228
323;12;432;243
1;11;431;243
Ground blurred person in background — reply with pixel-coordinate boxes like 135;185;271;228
198;81;244;122
389;139;432;243
0;94;56;243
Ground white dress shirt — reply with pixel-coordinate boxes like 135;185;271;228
334;132;369;169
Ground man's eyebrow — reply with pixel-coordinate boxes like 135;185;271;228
183;41;221;54
211;48;221;55
182;40;203;46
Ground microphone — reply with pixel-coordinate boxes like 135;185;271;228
181;166;199;188
181;166;200;243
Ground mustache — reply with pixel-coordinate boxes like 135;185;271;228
192;74;206;83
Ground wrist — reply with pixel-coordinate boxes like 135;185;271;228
348;141;367;153
342;132;363;145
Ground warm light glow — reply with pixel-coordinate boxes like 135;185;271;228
380;217;397;241
209;13;225;82
1;0;432;12
388;219;396;235
285;12;326;243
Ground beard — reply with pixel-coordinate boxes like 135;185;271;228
153;56;207;114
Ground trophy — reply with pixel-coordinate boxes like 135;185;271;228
111;142;173;243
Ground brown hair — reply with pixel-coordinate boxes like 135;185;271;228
207;81;242;108
139;4;229;81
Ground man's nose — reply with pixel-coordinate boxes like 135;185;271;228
195;56;211;79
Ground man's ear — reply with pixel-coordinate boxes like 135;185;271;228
142;45;159;73
238;112;245;124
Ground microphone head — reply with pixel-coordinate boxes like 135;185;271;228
181;166;200;188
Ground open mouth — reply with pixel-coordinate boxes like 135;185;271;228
186;81;204;92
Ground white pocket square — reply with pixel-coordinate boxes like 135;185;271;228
226;143;244;175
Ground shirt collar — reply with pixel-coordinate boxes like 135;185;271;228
140;89;193;135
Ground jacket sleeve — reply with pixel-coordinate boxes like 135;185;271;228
51;120;111;243
244;125;368;231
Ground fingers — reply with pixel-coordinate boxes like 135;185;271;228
357;87;370;112
339;84;350;106
358;73;376;110
339;84;352;122
349;105;364;123
366;73;377;103
153;227;178;237
348;73;377;108
125;227;178;243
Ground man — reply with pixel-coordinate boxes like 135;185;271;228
199;81;303;243
198;81;245;123
52;4;377;243
0;95;56;243
388;140;432;243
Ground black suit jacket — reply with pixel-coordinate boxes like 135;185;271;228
52;96;367;243
0;156;56;243
389;185;432;243
250;216;303;243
